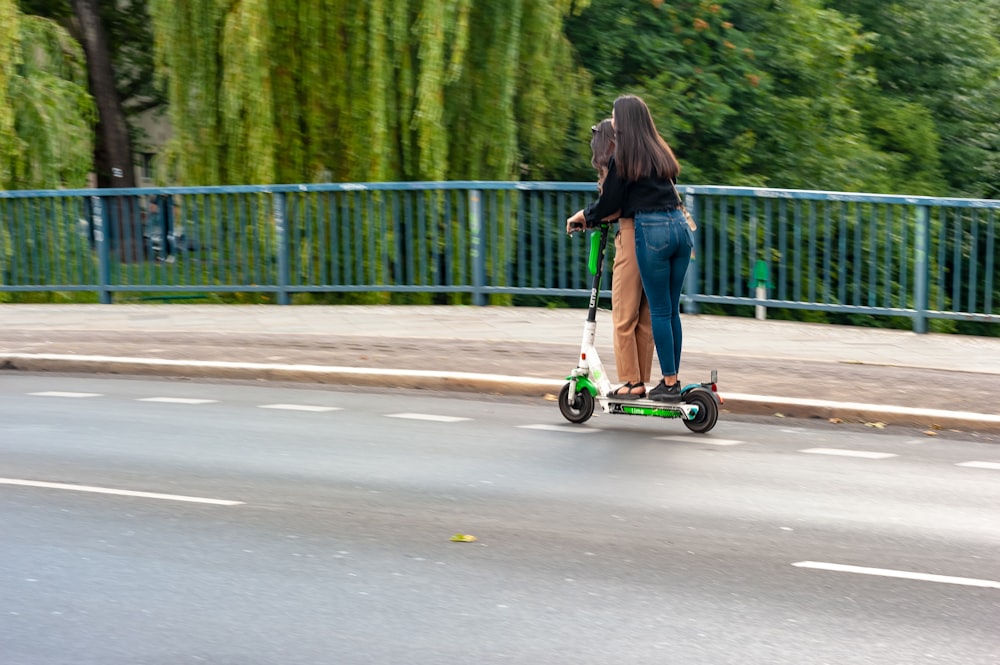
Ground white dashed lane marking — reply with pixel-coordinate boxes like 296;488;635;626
956;461;1000;470
799;448;897;459
137;397;218;404
657;435;744;445
28;391;101;398
793;561;1000;589
259;404;342;412
0;478;243;506
385;413;471;423
518;424;599;433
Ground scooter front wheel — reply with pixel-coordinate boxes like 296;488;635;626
559;383;595;424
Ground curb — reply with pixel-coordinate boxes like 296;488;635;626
4;353;1000;433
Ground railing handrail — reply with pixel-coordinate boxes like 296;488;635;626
4;182;999;208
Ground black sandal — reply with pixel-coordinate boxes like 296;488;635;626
608;382;646;400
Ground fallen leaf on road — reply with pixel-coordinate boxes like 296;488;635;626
774;413;785;418
829;417;843;424
543;394;558;401
865;422;887;429
923;430;939;436
451;533;478;543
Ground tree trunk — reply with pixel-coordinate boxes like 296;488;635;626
71;0;143;261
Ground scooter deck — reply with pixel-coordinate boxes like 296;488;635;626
599;396;699;419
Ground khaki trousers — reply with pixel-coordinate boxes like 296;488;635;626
611;219;654;385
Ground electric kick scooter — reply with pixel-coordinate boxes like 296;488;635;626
558;222;721;433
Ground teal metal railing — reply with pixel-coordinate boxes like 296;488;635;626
1;182;998;332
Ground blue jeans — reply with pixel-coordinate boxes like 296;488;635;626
634;210;692;377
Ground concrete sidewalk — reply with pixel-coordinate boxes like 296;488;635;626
2;304;1000;434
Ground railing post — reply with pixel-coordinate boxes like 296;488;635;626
469;189;486;306
274;192;290;305
682;191;699;313
91;195;112;304
751;260;771;320
913;205;930;333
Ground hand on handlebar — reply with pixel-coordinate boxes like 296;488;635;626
566;210;586;235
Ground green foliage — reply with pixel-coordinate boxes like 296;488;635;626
827;0;1000;198
150;0;590;185
0;3;95;189
566;0;1000;197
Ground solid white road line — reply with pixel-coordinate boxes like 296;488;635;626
657;435;744;445
28;391;101;398
799;447;897;459
0;478;244;505
136;397;218;404
518;424;599;433
258;404;342;412
722;392;1000;425
956;461;1000;470
792;561;1000;589
385;413;471;423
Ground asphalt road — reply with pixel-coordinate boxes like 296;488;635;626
2;375;999;664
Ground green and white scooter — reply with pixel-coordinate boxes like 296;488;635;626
558;222;721;433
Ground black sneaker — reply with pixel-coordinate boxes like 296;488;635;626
648;379;681;403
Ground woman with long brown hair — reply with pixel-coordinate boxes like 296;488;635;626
589;119;652;399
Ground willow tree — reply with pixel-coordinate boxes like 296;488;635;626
150;0;590;184
0;0;95;189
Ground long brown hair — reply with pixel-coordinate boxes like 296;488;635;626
612;94;680;182
590;118;616;186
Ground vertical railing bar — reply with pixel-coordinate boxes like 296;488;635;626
882;205;892;308
504;190;514;292
950;208;962;310
773;197;784;300
966;208;979;313
330;192;341;286
350;191;361;287
388;191;400;286
516;192;527;288
402;193;413;288
851;203;862;306
900;206;910;309
837;201;847;305
530;193;540;288
491;191;502;293
913;205;930;333
246;193;258;290
417;192;427;285
390;191;401;286
933;206;945;311
705;196;716;295
719;196;729;297
985;209;995;313
367;191;376;285
22;199;36;288
866;204;877;308
763;196;773;300
91;194;112;303
807;200;818;303
41;198;55;285
456;190;468;289
469;188;484;305
733;197;743;296
748;197;758;289
315;192;326;286
274;192;290;304
542;193;553;291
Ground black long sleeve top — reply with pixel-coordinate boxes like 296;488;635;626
582;157;682;225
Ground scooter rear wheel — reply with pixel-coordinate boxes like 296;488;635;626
559;383;595;424
682;388;719;433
